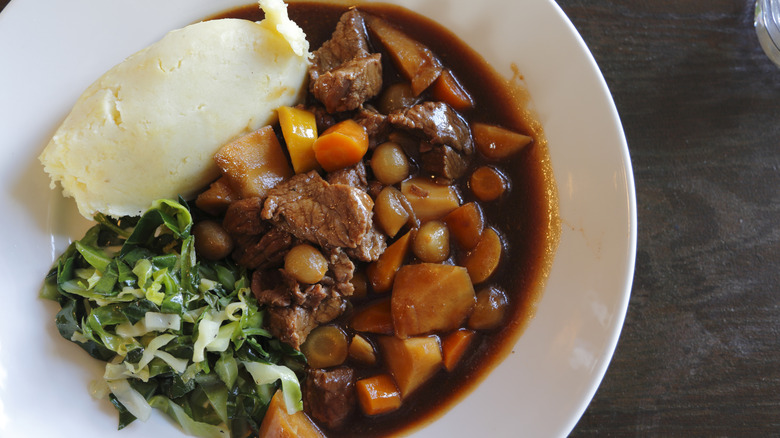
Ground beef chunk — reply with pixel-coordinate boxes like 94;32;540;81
420;143;468;180
266;306;318;349
255;247;357;349
345;224;387;263
388;101;474;154
266;294;347;349
303;367;356;430
222;197;265;236
326;161;368;191
321;248;357;296
354;105;390;148
309;10;382;113
327;248;355;287
261;171;375;250
313;295;347;323
312;55;383;114
252;270;288;307
223;197;296;269
312;10;372;70
252;269;329;309
231;227;294;270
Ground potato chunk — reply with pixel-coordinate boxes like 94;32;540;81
391;263;475;338
374;186;412;238
366;15;443;96
214;125;293;199
378;335;443;398
349;334;377;365
400;177;460;222
195;176;238;216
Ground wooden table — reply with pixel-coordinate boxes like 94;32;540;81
555;0;780;436
2;0;778;436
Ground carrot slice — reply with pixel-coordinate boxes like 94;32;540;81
460;228;502;284
312;119;368;172
356;374;402;416
470;166;507;202
431;69;474;111
443;202;485;251
442;329;476;371
351;298;394;335
366;230;413;294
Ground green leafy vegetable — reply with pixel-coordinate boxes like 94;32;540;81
43;200;306;437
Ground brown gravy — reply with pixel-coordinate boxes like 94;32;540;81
211;3;559;436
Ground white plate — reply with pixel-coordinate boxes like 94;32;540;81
0;0;636;437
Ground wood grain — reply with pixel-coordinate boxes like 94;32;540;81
556;0;780;436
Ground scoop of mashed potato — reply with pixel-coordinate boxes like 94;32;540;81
39;0;310;218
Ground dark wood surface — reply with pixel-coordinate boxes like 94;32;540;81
555;0;780;436
2;0;778;436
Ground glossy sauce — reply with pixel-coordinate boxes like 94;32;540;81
212;3;559;436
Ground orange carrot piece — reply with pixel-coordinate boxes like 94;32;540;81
443;202;485;251
366;230;413;293
461;228;502;284
356;374;402;416
472;123;533;160
469;166;507;202
258;390;324;438
312;119;368;172
442;329;476;371
351;298;394;335
431;69;474;112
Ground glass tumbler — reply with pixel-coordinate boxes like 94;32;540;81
756;0;780;67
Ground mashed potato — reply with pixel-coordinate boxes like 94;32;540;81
39;0;310;219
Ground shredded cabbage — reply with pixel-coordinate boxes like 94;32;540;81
244;362;304;414
42;199;306;437
107;379;152;422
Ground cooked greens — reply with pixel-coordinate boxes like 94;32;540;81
42;199;305;437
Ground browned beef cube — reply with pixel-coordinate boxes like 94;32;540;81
420;143;469;180
326;161;368;191
388;101;474;154
261;171;374;250
309;10;383;113
303;367;356;430
222;197;265;236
